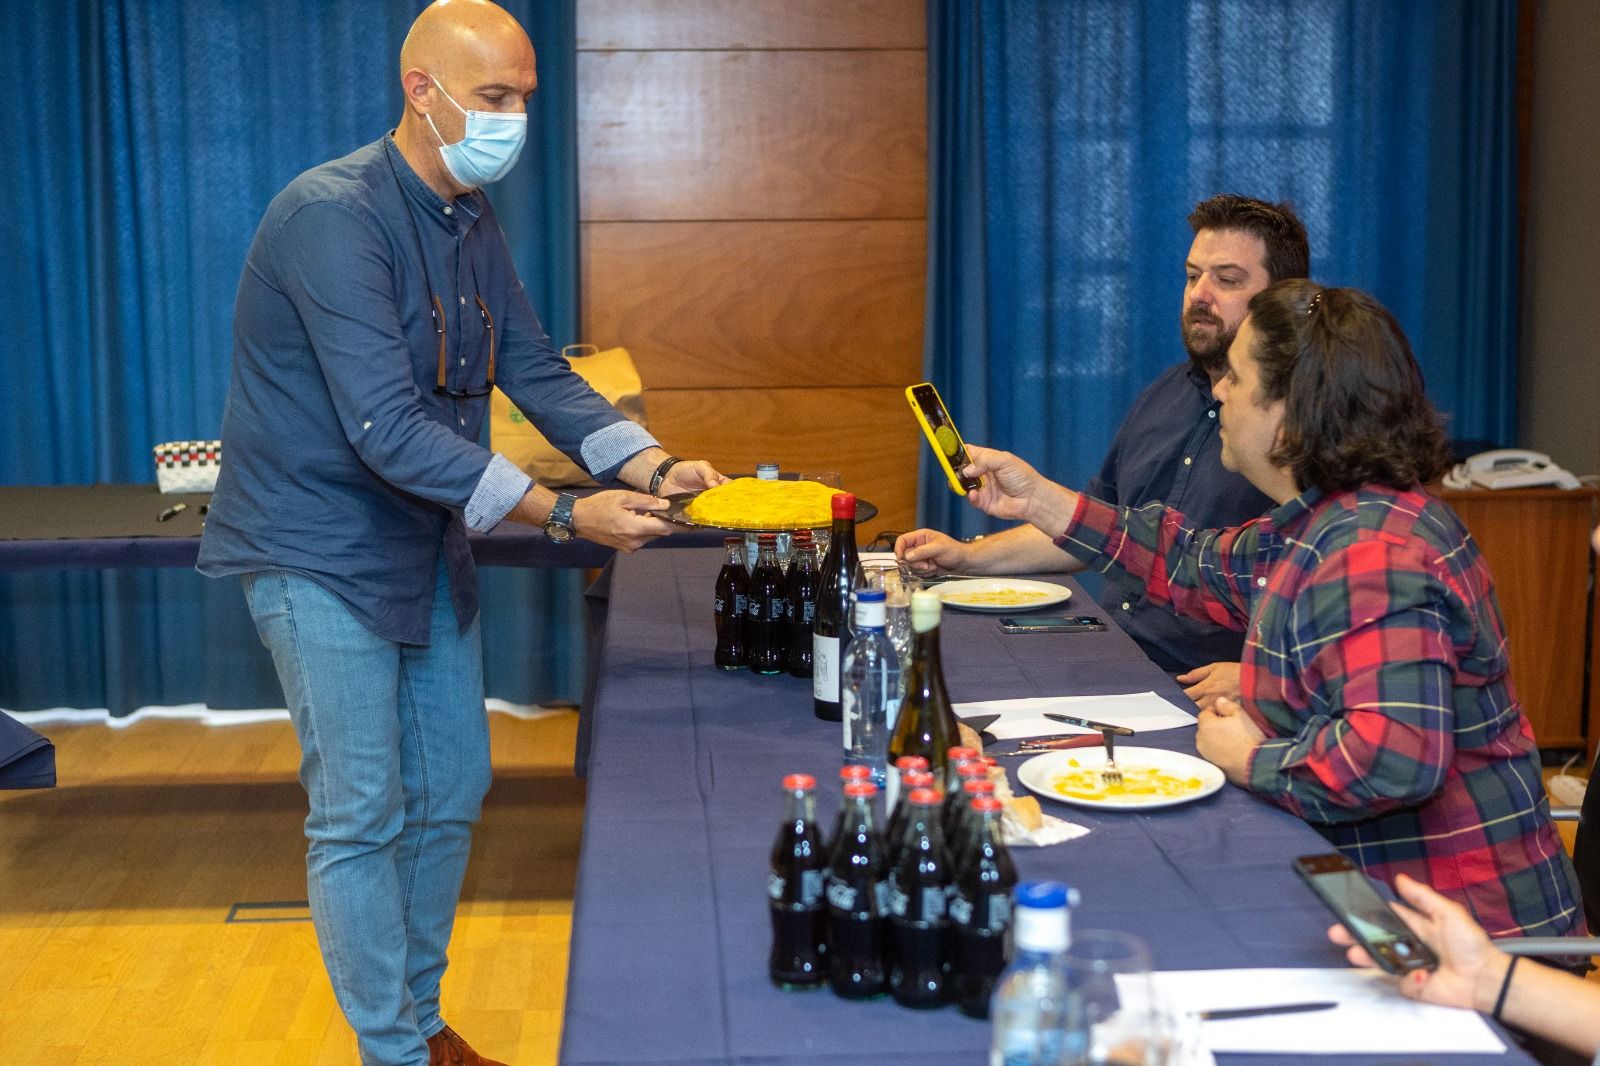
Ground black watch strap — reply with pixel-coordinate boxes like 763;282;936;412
648;456;683;496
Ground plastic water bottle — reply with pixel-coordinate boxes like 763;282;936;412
842;588;902;793
989;880;1078;1066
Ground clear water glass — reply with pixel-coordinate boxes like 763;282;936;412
1059;930;1175;1066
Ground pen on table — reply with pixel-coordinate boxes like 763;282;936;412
157;502;188;522
1042;712;1134;736
1198;1001;1338;1021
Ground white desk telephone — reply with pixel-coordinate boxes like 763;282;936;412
1442;448;1580;490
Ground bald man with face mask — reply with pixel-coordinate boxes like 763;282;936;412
199;4;724;1062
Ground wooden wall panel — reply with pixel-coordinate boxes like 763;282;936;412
644;387;919;539
577;0;925;50
578;50;926;221
1442;488;1597;750
583;220;924;388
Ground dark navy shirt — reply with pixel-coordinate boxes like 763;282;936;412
198;136;656;644
1083;361;1274;671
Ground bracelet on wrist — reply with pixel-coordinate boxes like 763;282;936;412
1491;955;1519;1022
648;456;683;496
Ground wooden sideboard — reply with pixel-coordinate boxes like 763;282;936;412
1436;486;1598;757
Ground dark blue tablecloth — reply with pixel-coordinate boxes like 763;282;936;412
561;547;1529;1066
0;709;55;789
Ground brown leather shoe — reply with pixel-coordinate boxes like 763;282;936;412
426;1024;509;1066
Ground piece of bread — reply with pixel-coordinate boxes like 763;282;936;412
957;721;985;753
1003;794;1043;832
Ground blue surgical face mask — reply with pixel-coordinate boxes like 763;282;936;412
425;74;527;188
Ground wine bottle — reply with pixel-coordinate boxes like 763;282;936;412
886;590;960;810
811;493;859;722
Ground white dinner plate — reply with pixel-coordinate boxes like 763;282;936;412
934;578;1072;613
1016;746;1225;811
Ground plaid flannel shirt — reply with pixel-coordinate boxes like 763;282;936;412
1056;484;1584;939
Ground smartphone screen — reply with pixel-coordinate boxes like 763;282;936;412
998;615;1106;633
1293;854;1438;974
906;383;982;495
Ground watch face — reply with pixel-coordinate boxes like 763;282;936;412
544;521;573;543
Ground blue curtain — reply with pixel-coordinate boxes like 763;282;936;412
922;0;1520;537
0;0;586;715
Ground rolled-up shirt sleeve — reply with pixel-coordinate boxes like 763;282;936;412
464;452;533;532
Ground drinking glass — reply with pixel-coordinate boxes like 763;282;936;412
1060;930;1174;1066
861;561;919;667
797;472;842;551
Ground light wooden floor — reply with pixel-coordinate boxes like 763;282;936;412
0;712;583;1065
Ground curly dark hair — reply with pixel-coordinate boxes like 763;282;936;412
1247;279;1450;494
1188;194;1310;283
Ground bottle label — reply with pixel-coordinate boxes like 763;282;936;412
825;878;857;912
812;635;840;702
715;594;726;614
767;872;785;901
882;877;904;917
948;891;973;927
734;593;747;617
921;885;946;920
799;869;824;906
950;888;1010;932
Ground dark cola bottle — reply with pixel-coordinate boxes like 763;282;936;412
746;533;786;675
886;767;935;872
939;748;982;842
784;533;820;678
713;537;748;670
827;763;874;854
825;780;887;999
887;788;950;1008
768;773;826;989
948;796;1017;1017
946;777;997;871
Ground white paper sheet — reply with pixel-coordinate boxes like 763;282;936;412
954;691;1197;740
1143;968;1505;1055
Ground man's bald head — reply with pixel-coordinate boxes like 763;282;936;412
400;0;535;91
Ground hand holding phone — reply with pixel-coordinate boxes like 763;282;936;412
906;382;982;495
1293;853;1438;975
998;615;1107;634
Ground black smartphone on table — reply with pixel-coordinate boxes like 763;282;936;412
997;615;1107;634
1292;853;1438;975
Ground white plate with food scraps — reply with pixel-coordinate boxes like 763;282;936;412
935;578;1072;613
1016;747;1225;811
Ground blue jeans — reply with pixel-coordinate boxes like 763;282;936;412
243;562;491;1066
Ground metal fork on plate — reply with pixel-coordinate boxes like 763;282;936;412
1100;728;1123;786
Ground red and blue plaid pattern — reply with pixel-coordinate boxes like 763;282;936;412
1058;484;1584;939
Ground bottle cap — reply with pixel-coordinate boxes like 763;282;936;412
756;462;780;480
839;764;873;781
907;788;940;807
894;755;930;772
978;756;997;771
962;779;996;795
723;536;742;546
970;796;1003;813
910;588;942;632
831;493;857;520
902;770;935;790
955;761;988;780
758;532;778;546
794;529;814;543
852;589;887;629
948;746;980;763
781;773;815;791
842;781;878;799
1015;880;1077;910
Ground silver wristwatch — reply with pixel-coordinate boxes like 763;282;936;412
543;492;577;544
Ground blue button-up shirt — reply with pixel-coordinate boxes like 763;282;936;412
198;136;656;644
1083;361;1273;671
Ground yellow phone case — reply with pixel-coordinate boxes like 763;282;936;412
906;383;982;495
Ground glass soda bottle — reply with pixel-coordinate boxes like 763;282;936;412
827;763;874;854
886;767;935;872
768;773;826;989
943;758;989;843
988;881;1078;1066
713;536;748;670
825;780;887;998
886;787;950;1008
784;533;820;678
811;493;860;722
887;589;960;809
746;533;786;675
948;796;1016;1017
842;588;903;794
947;777;998;870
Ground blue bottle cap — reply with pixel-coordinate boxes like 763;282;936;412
1014;880;1076;910
854;588;886;603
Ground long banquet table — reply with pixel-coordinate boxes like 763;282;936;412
562;547;1529;1065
